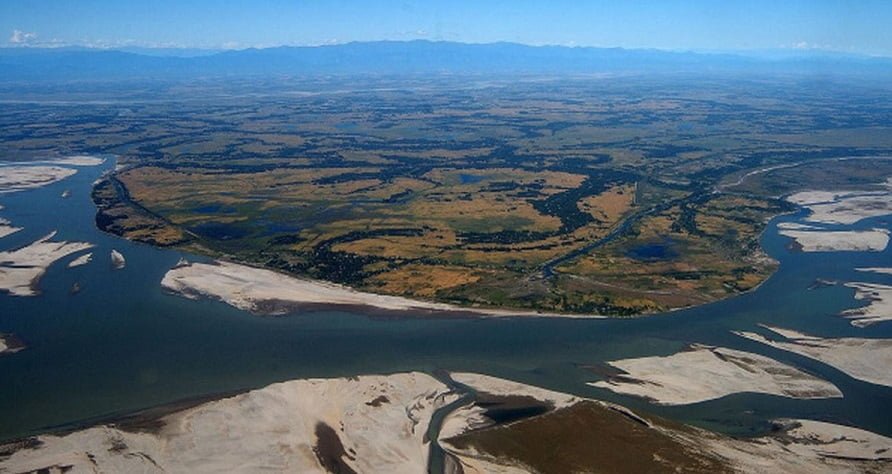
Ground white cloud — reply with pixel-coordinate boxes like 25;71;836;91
9;29;37;44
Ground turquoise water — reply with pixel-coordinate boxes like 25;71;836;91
1;159;891;441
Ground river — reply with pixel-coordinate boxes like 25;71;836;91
1;157;891;444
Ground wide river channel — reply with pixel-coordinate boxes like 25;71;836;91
1;158;891;442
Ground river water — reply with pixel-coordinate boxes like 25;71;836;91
1;158;891;442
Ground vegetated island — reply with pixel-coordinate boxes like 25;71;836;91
6;76;884;316
120;155;892;318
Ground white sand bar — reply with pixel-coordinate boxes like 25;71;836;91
0;218;22;239
110;249;126;269
859;267;892;275
778;419;892;461
161;260;601;318
778;228;889;252
588;344;841;405
0;372;455;474
0;231;94;296
703;418;892;472
841;282;892;327
0;165;77;194
736;326;892;388
48;155;105;166
67;252;93;268
788;189;892;225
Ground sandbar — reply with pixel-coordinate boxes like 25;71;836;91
110;249;126;269
0;218;22;239
788;188;892;225
778;228;889;252
736;325;892;388
841;282;892;327
0;231;94;296
47;155;105;167
67;252;93;268
0;165;77;194
588;344;841;405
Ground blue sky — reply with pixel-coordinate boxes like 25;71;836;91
3;0;891;55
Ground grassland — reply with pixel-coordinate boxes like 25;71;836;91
3;75;892;314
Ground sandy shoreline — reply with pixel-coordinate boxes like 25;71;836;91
588;344;841;405
161;259;603;318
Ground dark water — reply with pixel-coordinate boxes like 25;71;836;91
626;238;679;261
1;158;891;442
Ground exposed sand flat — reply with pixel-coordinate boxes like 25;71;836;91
161;260;601;318
588;344;841;405
859;267;892;275
0;165;77;194
736;326;892;388
788;189;892;225
778;228;889;252
67;252;93;268
48;155;105;166
0;231;94;296
776;222;821;231
841;282;892;327
776;419;892;461
0;372;456;473
0;218;22;239
701;419;892;472
110;249;125;269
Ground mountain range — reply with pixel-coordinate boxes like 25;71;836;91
1;40;890;81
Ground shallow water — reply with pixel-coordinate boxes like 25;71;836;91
1;158;891;441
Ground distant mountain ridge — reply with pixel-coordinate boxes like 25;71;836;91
1;40;890;81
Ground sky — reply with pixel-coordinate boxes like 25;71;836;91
2;0;891;56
